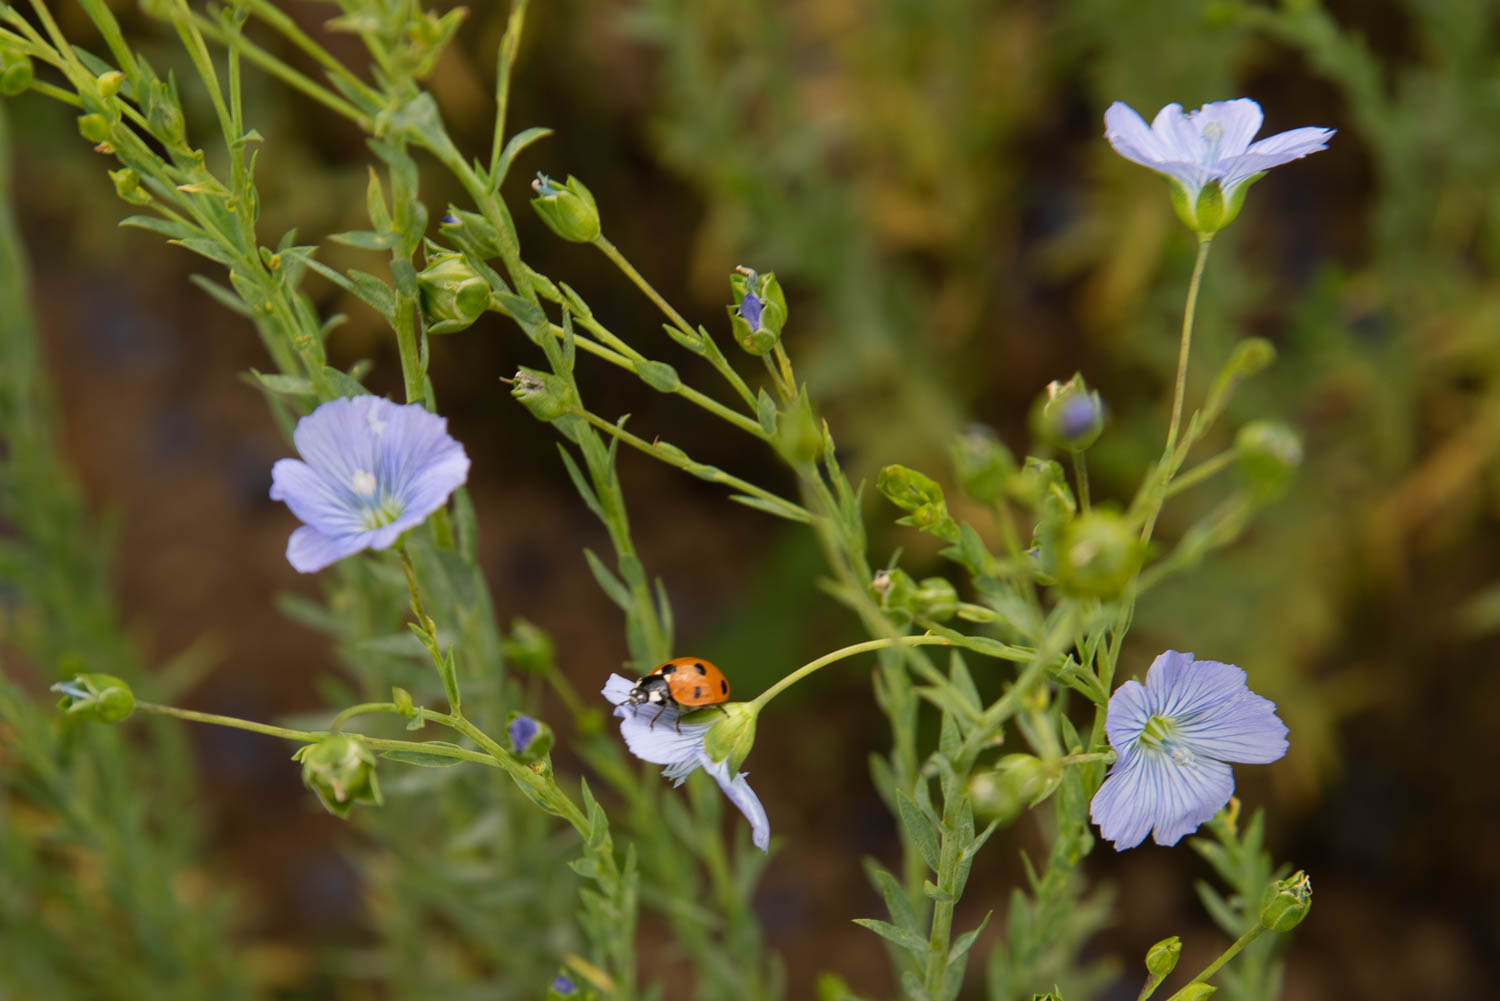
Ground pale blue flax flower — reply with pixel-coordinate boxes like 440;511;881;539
1090;650;1288;850
1105;98;1333;232
602;674;770;851
270;396;469;573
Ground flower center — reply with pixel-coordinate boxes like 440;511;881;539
1200;121;1224;163
351;470;377;497
1137;713;1196;765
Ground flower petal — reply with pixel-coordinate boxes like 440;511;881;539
1103;677;1154;753
1104;101;1169;166
270;458;362;536
1174;687;1288;765
1090;746;1234;849
378;404;470;514
601;673;710;768
1191;98;1263;158
1145;651;1247;720
285;523;373;574
1150;103;1202;164
1147;751;1233;847
291;397;383;495
703;754;770;852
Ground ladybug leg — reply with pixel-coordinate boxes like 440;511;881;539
649;703;668;730
714;705;730;718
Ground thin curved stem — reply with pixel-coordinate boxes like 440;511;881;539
1164;237;1214;458
749;635;951;712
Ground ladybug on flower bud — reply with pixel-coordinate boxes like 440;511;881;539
626;657;731;730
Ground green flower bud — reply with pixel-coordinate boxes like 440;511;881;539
96;70;126;100
1236;420;1303;501
0;50;34;97
968;753;1061;824
294;735;382;818
391;686;415;716
727;266;788;356
145;83;185;147
872;569;958;623
1170;175;1256;235
530;173;601;243
77;113;110;144
772;395;822;464
418;250;490;333
702;702;757;774
1053;509;1144;599
1259;870;1312;931
1031;373;1105;452
509;367;580;422
877;464;959;541
503;617;556;674
950;424;1015;503
109;168;152;206
51;673;135;723
1145;936;1182;978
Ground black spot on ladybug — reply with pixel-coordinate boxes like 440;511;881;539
662;664;676;674
694;663;707;675
720;680;728;694
693;686;703;699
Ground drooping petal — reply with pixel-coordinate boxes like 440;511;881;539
285;524;374;574
1244;126;1336;160
703;754;770;852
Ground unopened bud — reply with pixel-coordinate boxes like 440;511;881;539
1236;420;1302;500
530;173;601;243
77;113;110;144
504;617;556;674
1145;936;1182;978
968;753;1060;824
1053;509;1144;599
950;425;1015;503
110;168;152;206
1032;373;1105;452
0;49;33;97
96;70;126;100
872;569;958;623
418;250;489;333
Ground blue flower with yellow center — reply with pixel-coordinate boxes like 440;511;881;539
1090;650;1288;850
270;396;469;573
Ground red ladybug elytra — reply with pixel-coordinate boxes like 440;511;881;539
626;656;731;730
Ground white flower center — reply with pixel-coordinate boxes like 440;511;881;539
351;470;378;497
1200;121;1224;163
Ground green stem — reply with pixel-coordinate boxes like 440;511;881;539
1059;750;1115;767
748;635;951;712
1163;237;1213;458
594;235;698;341
329;701;402;733
1072;450;1091;512
1163;448;1237;499
1181;924;1266;991
488;0;529;178
134;702;498;768
397;546;436;635
578;409;810;523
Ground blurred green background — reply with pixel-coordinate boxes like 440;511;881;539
3;1;1498;998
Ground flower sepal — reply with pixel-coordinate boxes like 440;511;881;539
295;735;382;818
1031;373;1106;452
51;673;135;723
701;702;758;775
1169;174;1258;235
510;366;581;422
418;249;490;334
1259;870;1312;931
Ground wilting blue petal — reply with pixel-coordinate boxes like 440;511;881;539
269;396;469;573
1105;98;1333;201
601;673;770;852
1091;650;1287;850
703;754;771;852
509;715;540;753
551;974;577;995
739;290;764;330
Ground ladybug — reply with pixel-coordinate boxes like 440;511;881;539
626;657;731;730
